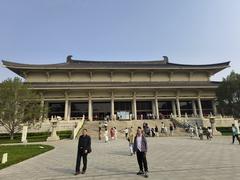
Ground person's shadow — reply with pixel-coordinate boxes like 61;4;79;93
48;167;75;175
108;150;130;156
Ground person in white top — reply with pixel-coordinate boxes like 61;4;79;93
189;126;194;138
161;122;165;133
124;128;129;139
128;127;134;155
232;124;240;144
104;127;108;143
207;127;213;140
195;126;199;137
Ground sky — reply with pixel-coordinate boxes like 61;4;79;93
0;0;239;82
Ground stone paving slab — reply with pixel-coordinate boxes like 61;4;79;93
0;136;240;180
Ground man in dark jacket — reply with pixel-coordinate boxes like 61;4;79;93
75;129;91;175
133;127;149;178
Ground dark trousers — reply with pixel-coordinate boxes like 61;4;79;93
136;150;148;172
232;134;240;144
75;151;87;172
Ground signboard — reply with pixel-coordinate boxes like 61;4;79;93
117;111;130;120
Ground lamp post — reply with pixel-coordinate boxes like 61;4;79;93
209;116;221;136
47;117;60;141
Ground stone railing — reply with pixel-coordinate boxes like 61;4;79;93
72;115;85;139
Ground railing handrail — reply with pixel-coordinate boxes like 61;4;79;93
73;116;85;139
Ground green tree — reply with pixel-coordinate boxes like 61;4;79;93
0;77;43;140
216;71;240;118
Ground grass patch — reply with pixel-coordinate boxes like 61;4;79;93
0;144;54;170
0;131;72;144
216;127;233;136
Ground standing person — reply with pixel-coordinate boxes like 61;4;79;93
161;122;165;134
110;127;115;140
128;127;135;156
104;121;108;129
98;122;102;140
151;128;155;137
195;126;199;138
133;127;149;178
143;122;146;132
189;126;194;138
199;127;203;140
124;127;129;139
206;127;213;140
114;127;117;140
145;124;151;137
155;125;159;137
232;124;240;144
75;129;91;175
104;127;109;143
164;126;168;136
169;124;174;136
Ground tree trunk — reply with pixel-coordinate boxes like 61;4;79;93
10;132;14;140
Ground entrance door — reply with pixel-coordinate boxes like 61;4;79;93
93;101;111;121
114;101;132;120
158;101;173;118
48;102;65;118
71;102;88;119
137;101;153;119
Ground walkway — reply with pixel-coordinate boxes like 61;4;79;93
0;136;240;180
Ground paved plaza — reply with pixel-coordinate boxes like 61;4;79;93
0;136;240;180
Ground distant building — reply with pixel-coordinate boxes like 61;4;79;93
2;56;230;122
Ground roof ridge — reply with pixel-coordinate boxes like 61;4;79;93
66;55;168;64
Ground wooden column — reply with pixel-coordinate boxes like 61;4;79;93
64;92;69;121
88;92;93;121
111;92;115;120
155;92;159;119
132;92;137;120
171;100;177;117
192;100;197;116
212;100;217;115
176;97;181;118
197;96;203;118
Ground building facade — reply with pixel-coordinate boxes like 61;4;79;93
2;56;230;122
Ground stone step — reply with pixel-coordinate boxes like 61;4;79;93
81;119;188;138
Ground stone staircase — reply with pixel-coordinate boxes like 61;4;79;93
80;119;188;139
171;114;235;129
171;116;204;128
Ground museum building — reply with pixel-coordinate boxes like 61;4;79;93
2;56;230;122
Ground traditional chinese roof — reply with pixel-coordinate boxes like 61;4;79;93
26;81;220;90
2;56;230;77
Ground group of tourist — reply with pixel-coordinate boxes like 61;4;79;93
98;121;118;142
187;123;240;144
141;122;176;137
74;120;240;179
188;125;213;140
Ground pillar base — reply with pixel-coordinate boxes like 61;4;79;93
21;140;28;144
47;135;60;141
212;128;222;136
